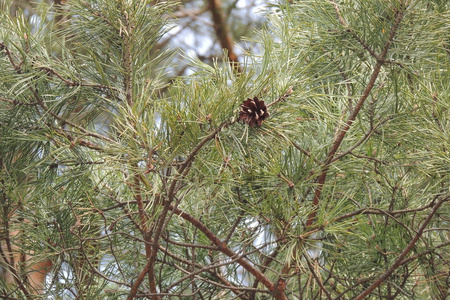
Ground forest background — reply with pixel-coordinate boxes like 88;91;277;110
0;0;449;299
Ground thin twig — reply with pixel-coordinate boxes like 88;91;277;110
38;66;120;92
162;241;270;293
267;86;294;108
328;0;378;60
290;140;321;165
331;116;394;163
304;257;332;299
354;194;448;300
0;96;38;106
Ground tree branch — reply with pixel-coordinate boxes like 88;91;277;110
354;193;448;300
208;0;242;72
168;204;288;299
307;3;406;226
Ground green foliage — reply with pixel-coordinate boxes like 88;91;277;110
1;0;448;299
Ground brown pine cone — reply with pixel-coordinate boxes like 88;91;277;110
239;97;269;127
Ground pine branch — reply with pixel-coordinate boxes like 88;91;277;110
170;206;282;298
1;44;115;144
354;193;449;300
307;2;407;227
208;0;242;72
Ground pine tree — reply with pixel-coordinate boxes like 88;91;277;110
1;0;448;299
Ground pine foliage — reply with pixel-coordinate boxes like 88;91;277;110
0;0;448;299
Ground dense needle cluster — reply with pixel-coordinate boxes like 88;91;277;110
239;97;269;127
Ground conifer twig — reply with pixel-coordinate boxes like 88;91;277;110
354;194;448;300
267;86;293;108
307;2;406;227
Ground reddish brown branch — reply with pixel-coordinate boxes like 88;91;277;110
328;0;378;59
331;116;394;163
0;212;32;298
126;120;235;300
174;208;274;290
208;0;242;72
127;261;152;300
162;243;266;294
156;244;252;299
306;3;406;227
249;245;281;300
267;86;293;108
0;42;19;70
127;176;162;300
304;257;332;299
170;205;288;299
354;194;448;300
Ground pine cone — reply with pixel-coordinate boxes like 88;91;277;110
239;97;269;127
